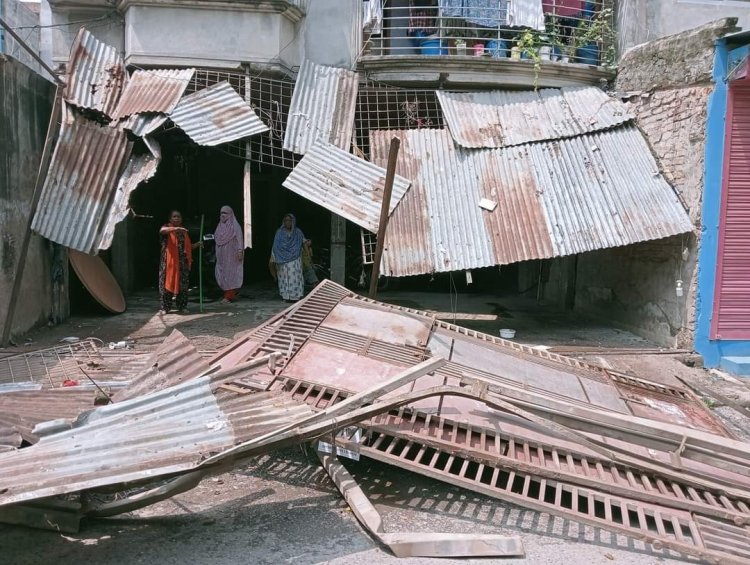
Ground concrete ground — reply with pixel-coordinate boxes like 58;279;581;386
3;281;750;565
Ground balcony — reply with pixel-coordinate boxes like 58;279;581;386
359;0;615;88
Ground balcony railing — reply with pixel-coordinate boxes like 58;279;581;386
362;0;615;67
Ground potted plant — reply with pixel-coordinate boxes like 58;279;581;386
571;7;615;67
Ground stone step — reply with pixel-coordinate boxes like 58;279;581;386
720;356;750;377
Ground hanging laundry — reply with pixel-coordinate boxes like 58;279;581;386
408;0;438;35
464;0;509;28
363;0;384;34
439;0;464;18
541;0;584;17
508;0;545;30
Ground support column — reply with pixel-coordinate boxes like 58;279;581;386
330;213;346;285
111;219;133;293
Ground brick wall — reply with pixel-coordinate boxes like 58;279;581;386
573;20;735;348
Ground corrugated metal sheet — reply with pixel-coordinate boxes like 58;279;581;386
112;330;209;403
31;113;132;254
170;81;269;146
98;149;160;250
118;113;168;137
111;68;195;121
712;85;750;339
283;59;359;155
370;127;692;277
64;27;126;118
436;87;631;149
282;139;412;233
0;379;312;507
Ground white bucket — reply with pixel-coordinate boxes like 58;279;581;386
499;329;516;339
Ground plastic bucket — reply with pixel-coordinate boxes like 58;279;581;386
576;43;599;65
420;37;443;56
486;39;508;59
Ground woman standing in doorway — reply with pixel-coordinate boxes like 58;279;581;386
214;205;244;303
270;213;307;302
159;210;200;314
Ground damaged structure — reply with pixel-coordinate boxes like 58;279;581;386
2;281;750;563
0;1;746;374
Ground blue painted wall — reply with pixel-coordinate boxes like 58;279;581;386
695;39;750;367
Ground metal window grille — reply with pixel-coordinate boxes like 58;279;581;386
187;69;299;169
354;81;444;160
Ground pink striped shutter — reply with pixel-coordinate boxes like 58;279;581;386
712;83;750;340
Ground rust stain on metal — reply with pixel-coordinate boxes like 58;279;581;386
31;112;132;254
170;81;268;146
111;68;194;121
369;127;691;277
64;28;126;118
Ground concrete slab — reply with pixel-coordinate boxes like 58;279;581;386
720;356;750;377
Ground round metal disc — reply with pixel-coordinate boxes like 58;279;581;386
68;249;126;314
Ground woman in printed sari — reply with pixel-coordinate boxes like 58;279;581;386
269;213;307;302
159;210;201;314
214;205;244;304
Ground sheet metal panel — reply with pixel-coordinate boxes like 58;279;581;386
31;114;132;254
370;127;692;277
112;330;209;403
283;59;359;155
98;149;160;250
111;68;194;120
0;379;311;507
436;87;631;149
119;113;168;137
282;139;412;232
170;81;269;146
64;28;126;118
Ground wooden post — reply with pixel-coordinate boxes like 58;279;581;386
1;87;63;346
369;137;400;298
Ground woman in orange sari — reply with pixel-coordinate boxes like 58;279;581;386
159;210;201;314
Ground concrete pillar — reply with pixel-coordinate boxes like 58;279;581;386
330;213;346;284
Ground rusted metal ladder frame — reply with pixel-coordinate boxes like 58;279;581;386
357;434;750;565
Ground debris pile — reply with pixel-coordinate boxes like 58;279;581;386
2;281;750;563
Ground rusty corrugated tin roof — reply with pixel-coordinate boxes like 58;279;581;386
436;87;631;149
31;113;132;254
64;28;126;118
170;81;269;146
283;59;359;155
118;113;168;137
111;68;195;121
0;379;312;507
282;139;412;233
370;127;692;277
98;150;160;251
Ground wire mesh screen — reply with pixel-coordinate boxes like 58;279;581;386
187;70;299;169
354;82;444;160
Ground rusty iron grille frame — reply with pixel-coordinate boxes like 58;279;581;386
185;69;299;169
354;81;444;160
0;340;102;388
269;374;750;565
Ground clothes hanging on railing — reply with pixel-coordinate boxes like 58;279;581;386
508;0;545;30
363;0;384;34
439;0;463;18
465;0;509;28
541;0;584;17
409;0;438;35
